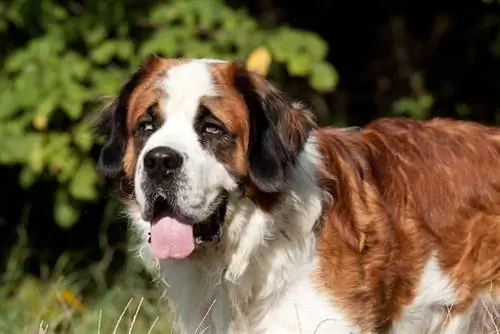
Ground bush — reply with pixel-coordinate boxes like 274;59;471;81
0;0;337;229
0;0;338;331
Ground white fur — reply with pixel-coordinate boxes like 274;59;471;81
129;59;358;333
390;255;500;334
125;59;498;333
134;60;238;221
390;254;458;333
130;137;358;333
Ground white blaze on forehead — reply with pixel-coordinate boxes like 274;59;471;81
143;60;220;154
160;60;219;121
134;59;238;221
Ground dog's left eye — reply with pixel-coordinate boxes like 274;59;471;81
203;123;224;136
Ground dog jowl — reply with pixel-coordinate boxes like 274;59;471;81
95;55;313;260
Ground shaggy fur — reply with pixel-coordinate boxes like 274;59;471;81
96;55;500;333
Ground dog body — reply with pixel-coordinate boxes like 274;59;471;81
97;56;500;333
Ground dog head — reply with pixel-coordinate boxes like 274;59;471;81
96;55;314;260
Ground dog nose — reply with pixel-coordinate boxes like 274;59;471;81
143;147;183;176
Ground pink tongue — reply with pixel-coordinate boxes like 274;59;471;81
150;216;195;260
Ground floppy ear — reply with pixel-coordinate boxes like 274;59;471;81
95;54;162;179
95;99;126;178
230;60;315;193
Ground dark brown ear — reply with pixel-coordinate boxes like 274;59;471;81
95;54;162;179
228;59;315;193
95;99;124;178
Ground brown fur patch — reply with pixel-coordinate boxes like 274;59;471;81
206;61;250;173
121;57;183;177
207;61;280;210
206;60;314;211
100;56;500;332
314;117;500;331
103;57;313;211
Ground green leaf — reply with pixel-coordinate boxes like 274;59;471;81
196;1;220;29
53;153;80;183
417;94;434;110
44;133;72;157
68;160;99;201
19;167;38;189
33;94;58;130
85;24;108;46
60;96;84;120
90;68;126;95
26;138;44;173
139;29;182;57
72;123;94;152
115;40;134;60
64;52;91;80
306;35;328;60
0;130;39;164
0;86;20;120
393;97;418;115
268;29;300;62
393;98;424;119
54;188;79;229
90;41;121;64
309;61;339;92
149;3;186;23
0;0;337;240
286;53;313;76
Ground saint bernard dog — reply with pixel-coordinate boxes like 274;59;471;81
96;55;500;333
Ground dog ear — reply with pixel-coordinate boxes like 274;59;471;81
229;60;315;193
95;99;126;178
95;54;162;179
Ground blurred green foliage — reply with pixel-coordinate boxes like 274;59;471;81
0;0;337;331
2;0;500;332
0;0;337;229
0;234;173;333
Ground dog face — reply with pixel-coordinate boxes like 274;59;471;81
96;56;314;259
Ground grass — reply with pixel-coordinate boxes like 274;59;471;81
0;262;173;334
3;227;499;334
0;227;173;334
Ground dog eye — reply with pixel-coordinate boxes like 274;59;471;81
140;121;154;132
137;104;158;134
203;123;224;136
138;117;155;133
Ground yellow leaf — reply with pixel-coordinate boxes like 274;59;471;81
246;46;272;76
57;289;84;312
33;114;48;131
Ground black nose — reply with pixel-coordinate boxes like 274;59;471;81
143;147;183;177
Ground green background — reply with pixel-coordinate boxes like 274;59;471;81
0;0;499;332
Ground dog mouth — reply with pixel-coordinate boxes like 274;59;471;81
146;194;227;260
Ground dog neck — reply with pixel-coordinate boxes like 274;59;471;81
128;137;325;333
205;138;324;332
223;138;323;282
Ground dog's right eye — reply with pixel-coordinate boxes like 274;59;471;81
137;105;158;134
138;119;154;133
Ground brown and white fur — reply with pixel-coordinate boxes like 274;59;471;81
96;55;500;333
